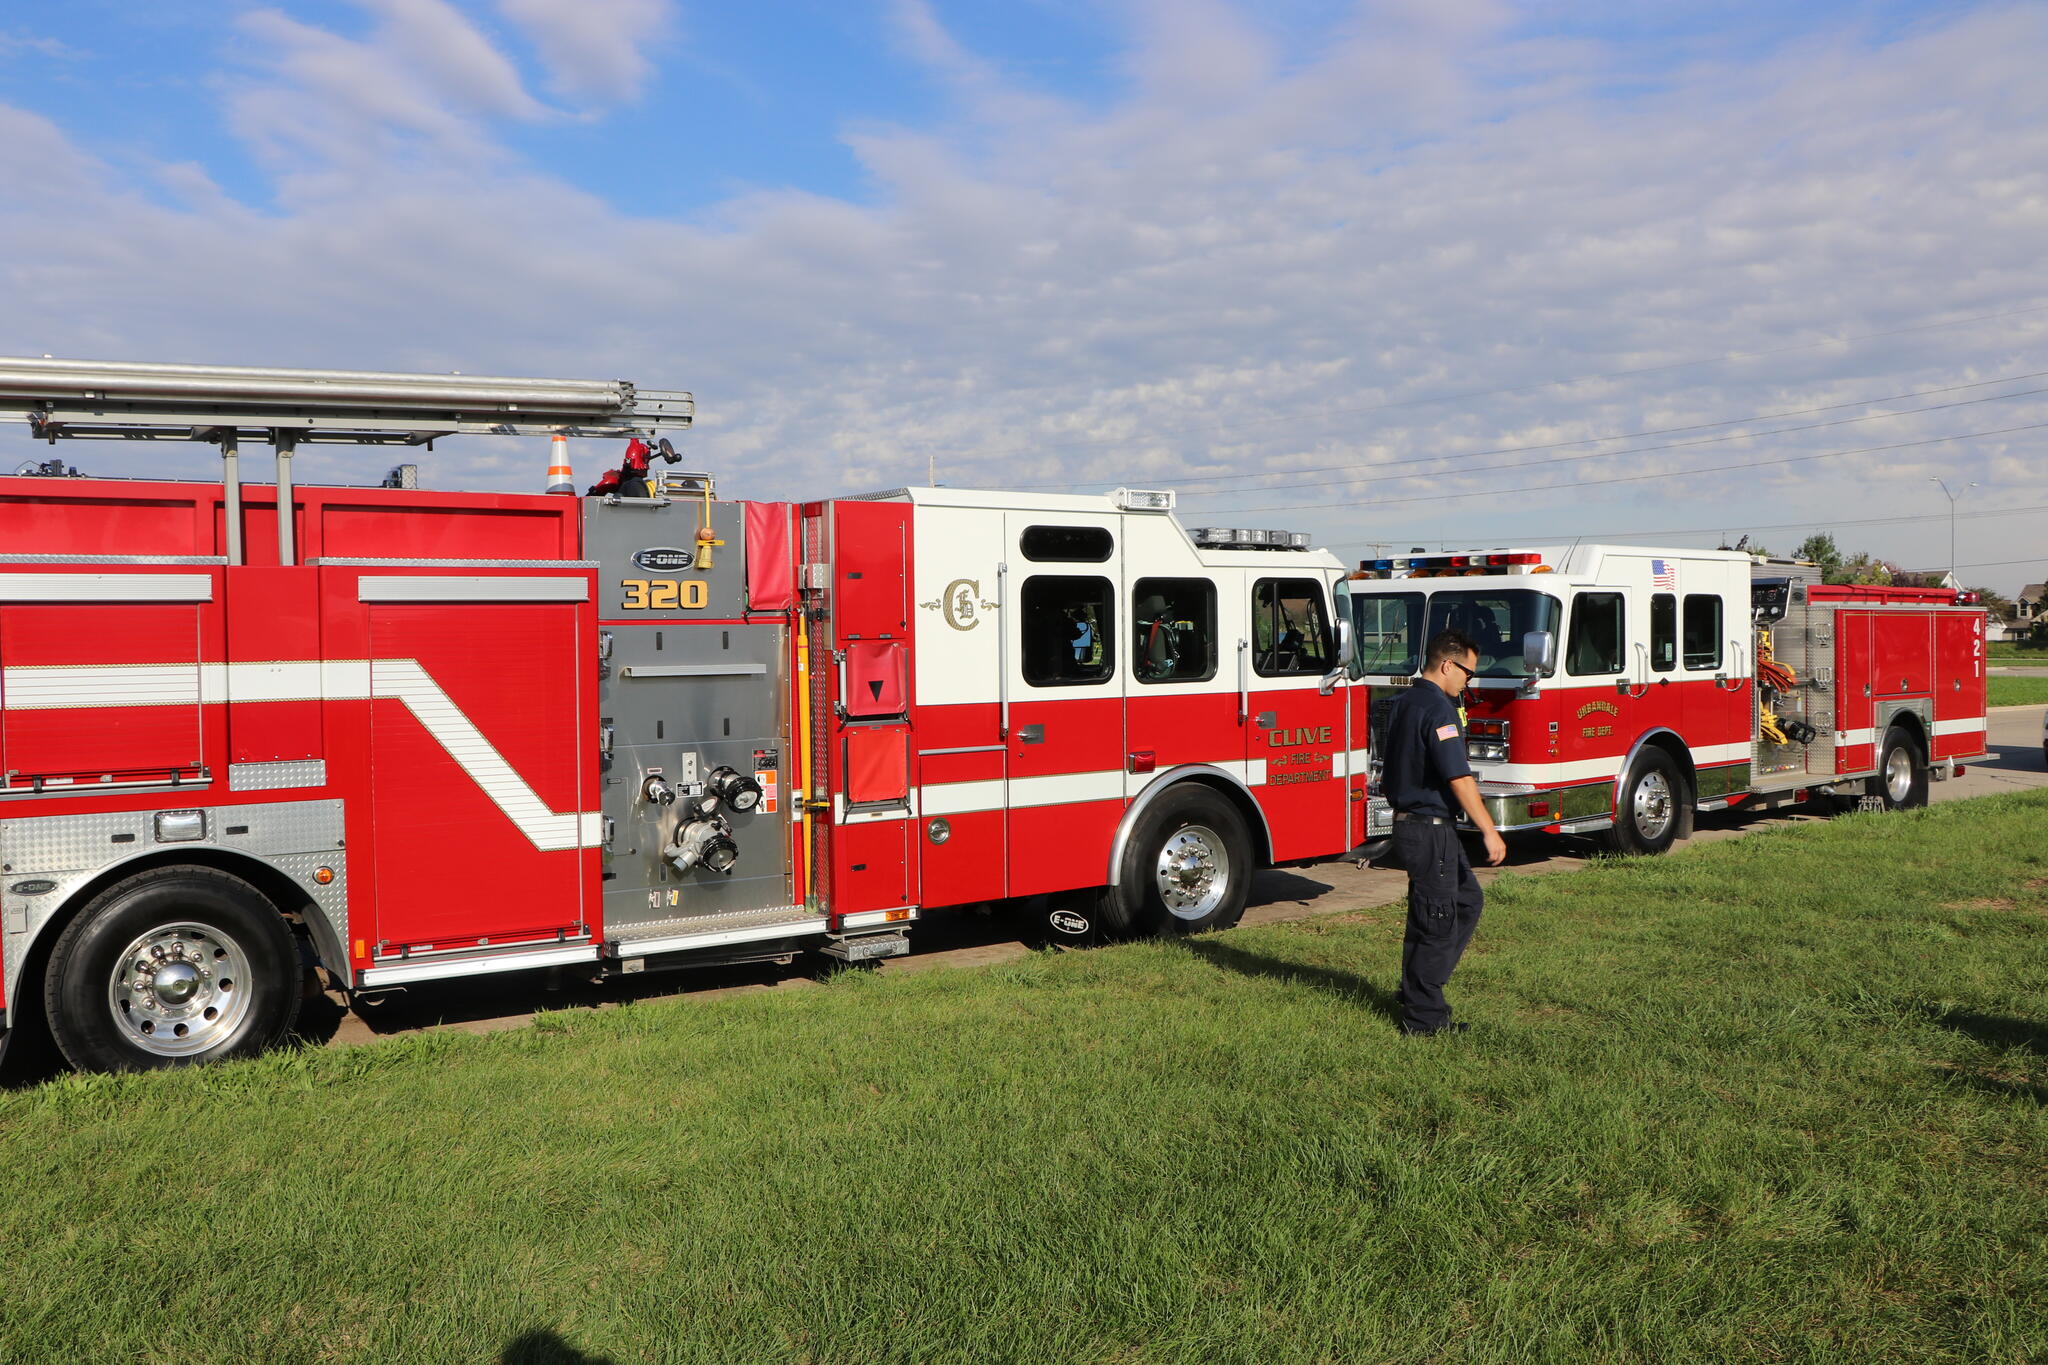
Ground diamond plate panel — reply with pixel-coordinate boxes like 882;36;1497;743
1;799;348;1017
229;760;329;792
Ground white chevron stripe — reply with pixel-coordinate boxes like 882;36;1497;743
0;659;598;852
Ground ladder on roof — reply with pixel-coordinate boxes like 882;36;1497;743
0;355;692;445
0;354;694;565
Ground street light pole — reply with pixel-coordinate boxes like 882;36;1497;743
1929;477;1978;584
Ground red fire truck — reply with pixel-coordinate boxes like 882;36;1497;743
0;357;1374;1072
1345;545;1989;853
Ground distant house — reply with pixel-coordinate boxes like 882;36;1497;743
2018;583;2047;629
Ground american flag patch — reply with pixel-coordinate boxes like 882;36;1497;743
1435;724;1460;741
1651;558;1676;590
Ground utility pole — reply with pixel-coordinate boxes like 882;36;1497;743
1928;477;1977;584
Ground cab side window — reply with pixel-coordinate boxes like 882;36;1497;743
1683;594;1723;670
1252;579;1333;676
1021;576;1113;686
1132;578;1217;683
1650;593;1677;672
1566;592;1625;675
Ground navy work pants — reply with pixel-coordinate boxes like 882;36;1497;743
1393;819;1484;1033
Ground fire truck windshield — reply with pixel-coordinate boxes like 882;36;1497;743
1350;588;1562;678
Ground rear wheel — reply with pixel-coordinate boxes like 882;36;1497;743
1114;785;1254;936
1605;747;1687;856
1877;727;1929;811
43;867;300;1073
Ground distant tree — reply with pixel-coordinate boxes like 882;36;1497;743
1972;587;2013;620
1794;533;1842;575
2034;617;2048;646
1834;553;1893;586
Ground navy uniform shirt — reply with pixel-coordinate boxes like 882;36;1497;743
1381;678;1474;818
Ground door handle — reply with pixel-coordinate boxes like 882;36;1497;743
1017;724;1045;744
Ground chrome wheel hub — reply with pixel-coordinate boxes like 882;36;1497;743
1156;825;1230;920
1632;770;1673;842
107;923;252;1057
1885;746;1913;803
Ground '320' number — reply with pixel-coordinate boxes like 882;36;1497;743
620;578;710;610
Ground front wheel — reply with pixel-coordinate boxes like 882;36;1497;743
43;867;301;1073
1113;785;1254;936
1604;747;1688;856
1877;727;1929;811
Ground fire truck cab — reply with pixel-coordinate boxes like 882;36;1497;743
1347;545;1989;853
0;357;1374;1073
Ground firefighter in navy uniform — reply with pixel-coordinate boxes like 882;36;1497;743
1383;628;1506;1035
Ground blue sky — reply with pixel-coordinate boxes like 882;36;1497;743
1;1;2043;591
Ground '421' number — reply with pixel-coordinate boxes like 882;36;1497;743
621;578;709;610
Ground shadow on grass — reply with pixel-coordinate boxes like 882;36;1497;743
1923;1007;2048;1104
1925;1006;2048;1056
502;1329;615;1364
1174;937;1402;1024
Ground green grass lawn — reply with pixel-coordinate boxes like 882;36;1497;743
3;797;2045;1364
1987;641;2044;659
1987;675;2048;707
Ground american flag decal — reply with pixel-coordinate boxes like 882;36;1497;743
1651;558;1676;590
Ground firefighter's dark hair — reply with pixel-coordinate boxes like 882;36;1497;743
1426;629;1480;671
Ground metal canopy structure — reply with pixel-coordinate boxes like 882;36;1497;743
0;355;693;445
0;355;694;569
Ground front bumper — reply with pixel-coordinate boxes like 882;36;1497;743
1478;779;1617;833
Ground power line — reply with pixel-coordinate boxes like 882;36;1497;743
1216;419;2048;514
1147;369;2048;494
943;297;2048;475
1323;500;2048;555
1197;381;2048;511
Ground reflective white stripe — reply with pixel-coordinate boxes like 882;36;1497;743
0;572;212;602
369;659;591;851
1011;769;1128;808
1690;742;1751;765
1934;716;1985;736
1836;728;1876;747
0;659;599;852
921;756;1291;817
1472;757;1621;784
922;779;1005;816
360;944;598;987
2;664;204;709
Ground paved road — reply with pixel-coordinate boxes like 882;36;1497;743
267;704;2047;1052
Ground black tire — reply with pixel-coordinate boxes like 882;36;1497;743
1110;784;1255;937
42;867;301;1073
1876;726;1929;811
1604;746;1687;856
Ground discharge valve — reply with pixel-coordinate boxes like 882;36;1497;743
666;816;739;876
641;775;677;806
706;766;764;813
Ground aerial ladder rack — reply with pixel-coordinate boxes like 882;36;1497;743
0;354;693;566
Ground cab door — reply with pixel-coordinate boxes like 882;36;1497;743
1246;574;1347;860
1003;513;1125;898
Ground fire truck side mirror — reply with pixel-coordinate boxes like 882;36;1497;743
1522;630;1557;677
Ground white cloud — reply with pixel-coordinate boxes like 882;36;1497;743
2;1;2046;587
496;0;673;101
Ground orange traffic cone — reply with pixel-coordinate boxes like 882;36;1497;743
544;434;574;495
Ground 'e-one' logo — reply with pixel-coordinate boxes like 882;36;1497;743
632;546;696;573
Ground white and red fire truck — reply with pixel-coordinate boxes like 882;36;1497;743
0;357;1374;1072
1344;545;1990;853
